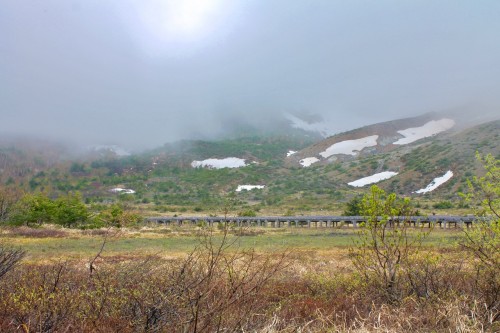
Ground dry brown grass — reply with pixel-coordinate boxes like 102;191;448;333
1;226;69;238
0;250;497;332
0;224;498;332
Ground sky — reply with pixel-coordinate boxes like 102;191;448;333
1;0;500;150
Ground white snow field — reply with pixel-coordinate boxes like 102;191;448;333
110;187;136;194
414;170;454;194
286;150;297;157
191;158;247;169
393;119;455;145
348;171;399;187
235;185;265;192
320;135;379;158
299;157;320;167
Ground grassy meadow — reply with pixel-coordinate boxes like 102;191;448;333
0;224;462;261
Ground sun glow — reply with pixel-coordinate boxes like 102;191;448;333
125;0;235;56
168;0;221;36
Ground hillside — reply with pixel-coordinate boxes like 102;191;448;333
0;116;498;216
286;113;456;167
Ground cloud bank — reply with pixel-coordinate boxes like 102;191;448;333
1;1;499;149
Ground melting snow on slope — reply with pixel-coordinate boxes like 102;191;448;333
393;119;455;145
287;150;297;157
236;185;265;192
348;171;398;187
414;170;453;194
320;135;379;158
299;157;319;167
191;158;247;169
110;187;136;194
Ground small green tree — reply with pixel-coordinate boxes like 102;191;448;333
53;192;89;228
350;185;427;302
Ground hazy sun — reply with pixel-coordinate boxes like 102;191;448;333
129;0;234;56
167;0;222;36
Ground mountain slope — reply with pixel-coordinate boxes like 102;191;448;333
286;113;456;167
1;116;498;215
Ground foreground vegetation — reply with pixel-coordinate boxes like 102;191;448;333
0;154;497;332
0;224;498;332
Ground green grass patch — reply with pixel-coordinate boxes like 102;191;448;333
0;226;466;261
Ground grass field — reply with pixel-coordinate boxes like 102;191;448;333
0;225;465;261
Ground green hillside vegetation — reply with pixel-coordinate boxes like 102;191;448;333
0;120;498;217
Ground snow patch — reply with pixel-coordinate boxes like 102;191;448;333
393;119;455;145
299;157;319;167
320;135;379;158
110;187;136;194
414;170;453;194
286;150;297;157
235;185;265;192
348;171;399;187
191;158;247;169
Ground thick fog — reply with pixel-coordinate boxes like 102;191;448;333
1;0;499;150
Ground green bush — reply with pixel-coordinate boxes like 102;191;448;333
53;192;89;228
9;193;56;226
238;209;257;217
432;201;453;209
9;192;89;228
343;195;363;216
95;203;142;228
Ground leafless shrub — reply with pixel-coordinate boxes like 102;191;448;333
403;253;467;301
134;225;291;332
0;243;25;279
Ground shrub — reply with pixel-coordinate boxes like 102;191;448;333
350;185;429;302
460;153;500;328
53;192;89;227
8;193;55;226
433;201;454;209
238;209;257;217
343;195;363;216
0;244;25;280
8;192;89;228
95;204;142;228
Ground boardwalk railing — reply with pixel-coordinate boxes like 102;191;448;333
145;215;482;228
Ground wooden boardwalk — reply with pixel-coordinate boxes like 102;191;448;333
146;215;480;228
